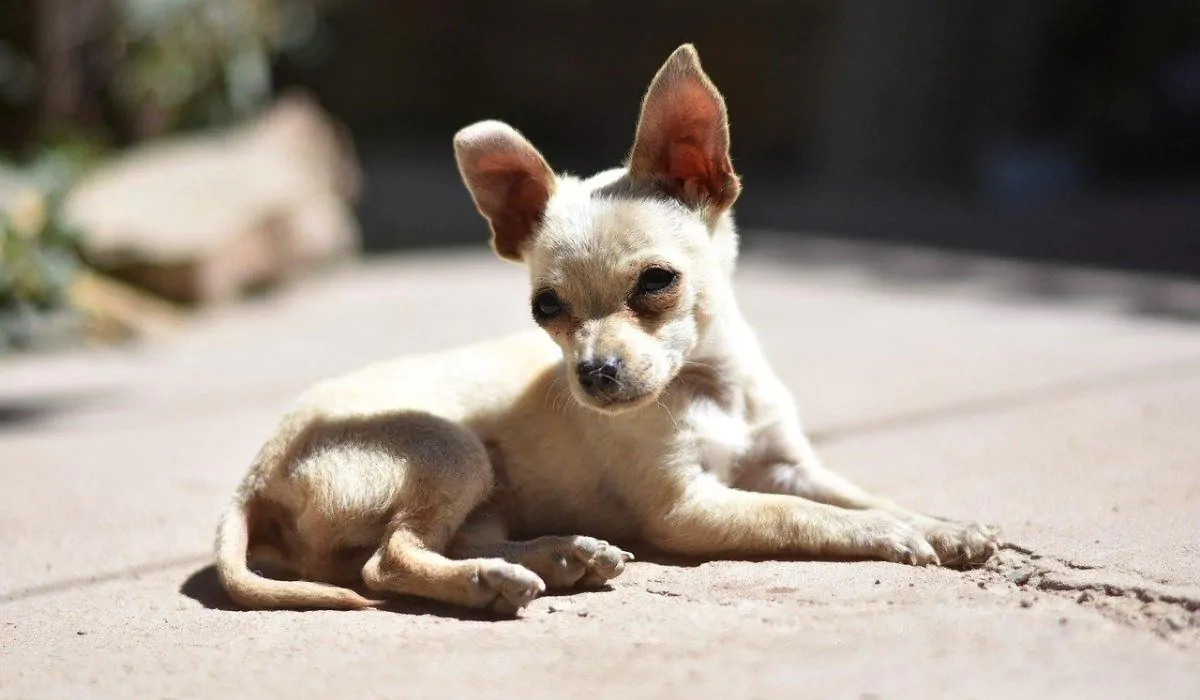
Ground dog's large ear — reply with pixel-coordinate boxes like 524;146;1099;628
454;121;555;261
627;44;741;213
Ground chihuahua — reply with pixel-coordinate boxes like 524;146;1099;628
215;44;999;615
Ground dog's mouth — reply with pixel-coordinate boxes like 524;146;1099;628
572;386;661;414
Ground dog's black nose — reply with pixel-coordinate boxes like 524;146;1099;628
577;358;622;396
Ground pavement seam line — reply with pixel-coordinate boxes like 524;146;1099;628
5;543;1198;649
0;554;210;605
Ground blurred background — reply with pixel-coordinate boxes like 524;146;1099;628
1;0;1198;353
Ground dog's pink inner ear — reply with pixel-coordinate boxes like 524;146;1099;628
629;48;741;213
455;123;554;261
473;156;552;261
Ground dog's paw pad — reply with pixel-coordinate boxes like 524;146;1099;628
472;562;545;615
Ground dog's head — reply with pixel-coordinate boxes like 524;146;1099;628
454;45;741;414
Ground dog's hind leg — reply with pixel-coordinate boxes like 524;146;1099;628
448;506;633;590
350;418;546;615
361;526;544;615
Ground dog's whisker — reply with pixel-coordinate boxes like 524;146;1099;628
656;399;680;430
546;373;571;417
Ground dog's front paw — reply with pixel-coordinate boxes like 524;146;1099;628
539;536;634;589
922;521;1000;569
850;511;940;567
469;561;546;616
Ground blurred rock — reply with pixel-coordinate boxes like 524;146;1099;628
60;92;362;305
67;269;185;346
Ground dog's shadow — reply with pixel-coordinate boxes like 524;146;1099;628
622;546;919;571
180;566;243;611
179;565;615;620
179;548;913;619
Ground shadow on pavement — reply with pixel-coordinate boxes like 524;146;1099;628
743;232;1200;324
0;391;115;431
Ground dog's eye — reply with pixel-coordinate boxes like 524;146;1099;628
532;290;563;321
636;267;678;294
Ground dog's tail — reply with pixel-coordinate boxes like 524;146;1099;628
215;498;377;610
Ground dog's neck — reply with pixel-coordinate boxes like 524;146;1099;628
680;215;763;397
692;284;756;378
694;214;754;353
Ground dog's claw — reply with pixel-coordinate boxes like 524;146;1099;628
854;511;940;567
924;521;1000;569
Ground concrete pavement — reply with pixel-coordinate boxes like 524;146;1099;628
2;234;1199;698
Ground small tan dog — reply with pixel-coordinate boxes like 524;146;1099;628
215;45;999;615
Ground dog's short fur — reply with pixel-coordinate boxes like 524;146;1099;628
215;45;999;614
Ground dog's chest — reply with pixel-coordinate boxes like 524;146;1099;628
671;364;752;481
680;398;752;480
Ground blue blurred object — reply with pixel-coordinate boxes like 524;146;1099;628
976;138;1087;210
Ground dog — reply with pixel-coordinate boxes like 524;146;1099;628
214;44;999;615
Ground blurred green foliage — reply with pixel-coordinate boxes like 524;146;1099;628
1;0;335;143
113;0;335;135
0;146;99;352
